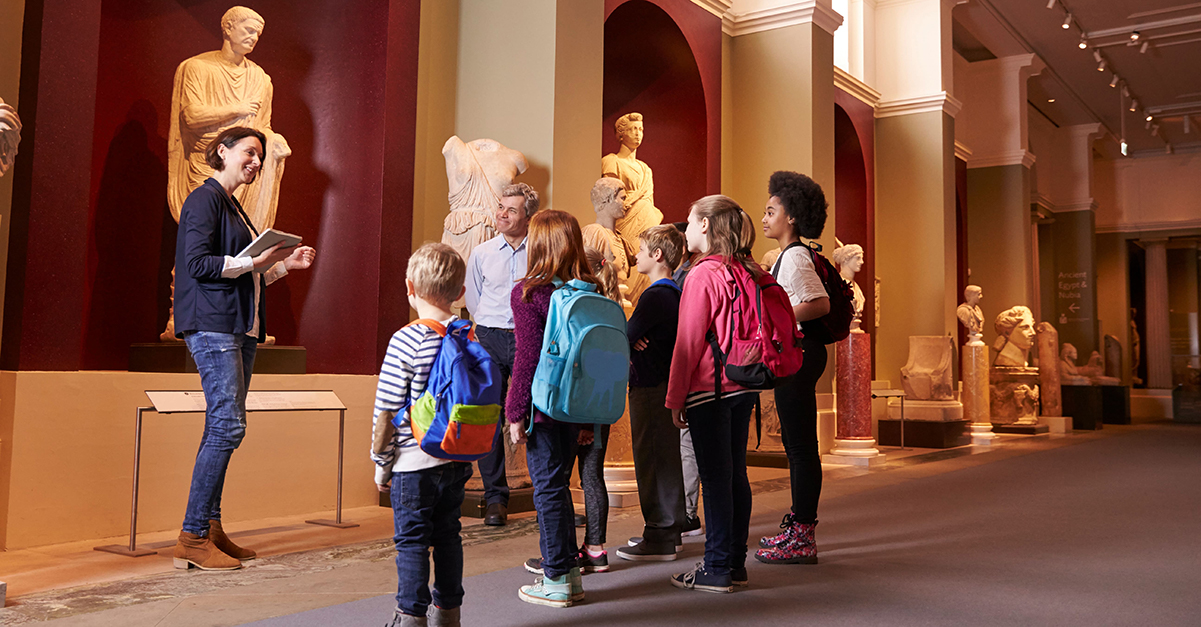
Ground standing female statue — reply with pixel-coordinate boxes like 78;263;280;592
602;113;663;255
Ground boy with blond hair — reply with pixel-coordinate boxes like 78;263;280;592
371;242;471;627
616;225;693;562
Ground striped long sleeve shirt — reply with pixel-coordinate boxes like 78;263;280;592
370;317;454;482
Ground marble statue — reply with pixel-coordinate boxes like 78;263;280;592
441;136;528;268
992;306;1036;367
762;247;782;270
1104;334;1122;381
901;336;956;400
602;112;663;254
1059;343;1092;385
956;285;985;341
582;178;635;308
1061;342;1121;386
163;6;290;341
832;243;865;330
0;96;20;177
874;276;881;328
1035;322;1063;420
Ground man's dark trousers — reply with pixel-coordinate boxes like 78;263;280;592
475;326;514;506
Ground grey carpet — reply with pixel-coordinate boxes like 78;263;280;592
247;424;1201;626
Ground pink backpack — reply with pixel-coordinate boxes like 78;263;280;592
699;258;804;395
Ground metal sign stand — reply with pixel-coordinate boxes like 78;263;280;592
95;390;355;558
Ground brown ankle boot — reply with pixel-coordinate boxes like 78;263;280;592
173;531;241;570
209;519;257;561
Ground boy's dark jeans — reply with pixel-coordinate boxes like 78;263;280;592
687;393;757;576
390;462;473;616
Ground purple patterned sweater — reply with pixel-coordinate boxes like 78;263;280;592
505;281;554;425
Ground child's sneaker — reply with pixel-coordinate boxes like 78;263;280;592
670;562;733;593
755;521;818;564
731;566;748;587
616;540;678;561
524;557;543;574
680;515;704;537
568;566;585;602
519;573;573;608
385;608;428;626
577;549;609;573
627;536;683;552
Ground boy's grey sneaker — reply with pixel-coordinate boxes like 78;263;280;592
627;537;683;552
616;540;678;561
524;557;543;575
731;566;748;587
385;608;427;626
670;562;733;594
426;605;460;627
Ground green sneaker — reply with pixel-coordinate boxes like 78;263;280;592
569;566;585;602
519;573;573;608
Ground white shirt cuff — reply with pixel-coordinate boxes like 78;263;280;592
221;255;254;278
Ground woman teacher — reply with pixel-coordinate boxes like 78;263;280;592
172;126;316;570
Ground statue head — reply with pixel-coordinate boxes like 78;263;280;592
221;6;265;57
994;306;1036;351
964;285;982;307
590;177;626;222
615;113;644;151
1060;342;1078;364
832;244;864;278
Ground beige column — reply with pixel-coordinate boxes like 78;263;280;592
1143;239;1172;389
873;0;962;384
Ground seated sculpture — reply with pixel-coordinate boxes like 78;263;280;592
901;336;956;400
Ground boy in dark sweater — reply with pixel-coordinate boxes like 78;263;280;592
616;225;689;561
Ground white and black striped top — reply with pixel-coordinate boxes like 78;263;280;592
370;317;455;474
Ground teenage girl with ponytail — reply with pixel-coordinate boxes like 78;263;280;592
666;195;762;594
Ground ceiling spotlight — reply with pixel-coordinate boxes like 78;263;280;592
1186;116;1193;134
1122;86;1130;98
1146;114;1154;122
1146;119;1153;129
1110;74;1120;87
1140;41;1150;54
1130;99;1138;112
1062;14;1072;29
1048;98;1056;103
1046;0;1056;8
1130;31;1140;42
1166;143;1173;155
1078;36;1088;49
1152;124;1160;137
1092;49;1103;63
1098;59;1107;72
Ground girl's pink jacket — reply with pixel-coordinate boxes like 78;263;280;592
666;257;750;410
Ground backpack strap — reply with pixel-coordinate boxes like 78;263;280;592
406;318;448;336
772;241;807;278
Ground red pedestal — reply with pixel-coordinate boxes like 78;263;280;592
836;331;872;439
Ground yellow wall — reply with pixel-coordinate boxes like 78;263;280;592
966;164;1033;317
1095;232;1131;384
874;110;958;385
0;371;378;550
412;0;460;252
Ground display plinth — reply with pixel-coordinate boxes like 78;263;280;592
1044;416;1072;434
130;343;306;374
1062;385;1104;430
461;488;535;518
878;419;970;448
1101;385;1131;424
961;340;996;446
992;423;1049;435
598;463;640;508
829;332;884;466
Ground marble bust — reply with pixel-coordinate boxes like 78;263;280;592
957;285;985;343
832;243;865;331
163;6;290;342
601;112;663;255
582;178;633;308
0;96;20;177
992;305;1036;368
441;136;528;268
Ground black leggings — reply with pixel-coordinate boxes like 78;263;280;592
774;338;827;524
576;424;610;546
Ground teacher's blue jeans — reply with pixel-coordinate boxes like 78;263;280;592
182;331;257;536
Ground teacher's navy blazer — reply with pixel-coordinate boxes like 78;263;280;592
174;178;267;341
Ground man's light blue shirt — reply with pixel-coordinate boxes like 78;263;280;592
465;234;528;329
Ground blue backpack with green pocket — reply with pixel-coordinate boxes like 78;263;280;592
531;279;630;424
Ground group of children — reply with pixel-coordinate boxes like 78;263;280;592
370;171;831;626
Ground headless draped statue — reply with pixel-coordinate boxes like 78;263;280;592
441;136;528;268
0;96;21;177
602;113;663;256
161;6;291;341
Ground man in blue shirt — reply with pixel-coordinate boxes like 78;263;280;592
464;182;539;525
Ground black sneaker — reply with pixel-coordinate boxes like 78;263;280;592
524;557;543;575
574;513;587;527
616;540;678;561
680;515;703;537
577;550;610;573
670;562;733;593
627;537;683;552
731;566;748;587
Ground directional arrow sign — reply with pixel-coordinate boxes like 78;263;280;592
1068;303;1079;313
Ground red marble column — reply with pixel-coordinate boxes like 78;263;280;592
827;331;883;465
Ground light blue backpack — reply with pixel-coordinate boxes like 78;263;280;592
531;279;630;424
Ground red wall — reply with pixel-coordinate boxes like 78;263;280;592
5;0;420;374
833;92;876;374
603;0;721;224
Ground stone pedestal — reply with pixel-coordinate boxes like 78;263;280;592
990;367;1041;426
883;399;969;448
961;340;996;446
825;332;884;466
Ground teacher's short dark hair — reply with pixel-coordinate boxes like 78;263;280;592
205;127;267;171
768;170;827;239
